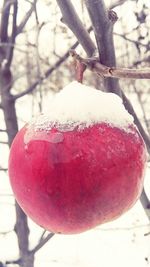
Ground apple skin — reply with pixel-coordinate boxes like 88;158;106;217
9;122;147;234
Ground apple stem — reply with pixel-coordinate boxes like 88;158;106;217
75;61;86;83
70;50;86;83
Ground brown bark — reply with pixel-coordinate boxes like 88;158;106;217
70;50;150;80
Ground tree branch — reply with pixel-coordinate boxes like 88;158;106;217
84;0;121;95
140;189;150;220
133;56;150;67
114;32;149;49
0;167;8;172
5;231;54;265
0;50;30;267
133;84;150;135
121;91;150;154
0;141;8;145
0;0;11;43
70;50;150;80
6;0;18;68
56;0;96;57
13;37;84;100
109;0;126;9
14;202;30;260
30;233;54;255
16;0;37;35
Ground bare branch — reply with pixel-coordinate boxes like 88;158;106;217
0;66;31;265
5;259;21;265
93;65;150;79
134;56;150;67
0;141;8;145
70;50;150;80
84;0;121;95
0;0;11;43
85;0;117;63
30;233;54;255
0;229;14;235
56;0;96;57
0;167;8;172
0;129;6;132
110;0;126;9
6;0;18;68
140;189;150;220
114;32;149;49
0;42;27;54
16;0;37;35
5;231;54;266
13;38;83;100
133;84;150;135
144;231;150;236
14;202;30;259
0;0;18;71
121;91;150;154
38;230;47;243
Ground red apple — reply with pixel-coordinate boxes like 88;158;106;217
8;82;147;234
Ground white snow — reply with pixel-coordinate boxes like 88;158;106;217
29;81;134;132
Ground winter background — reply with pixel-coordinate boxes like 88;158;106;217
0;0;150;266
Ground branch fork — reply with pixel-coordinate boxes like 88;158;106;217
70;50;150;80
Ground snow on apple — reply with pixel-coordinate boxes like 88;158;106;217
8;81;147;234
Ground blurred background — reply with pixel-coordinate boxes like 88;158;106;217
0;0;150;266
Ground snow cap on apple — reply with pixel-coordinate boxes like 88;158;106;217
9;81;147;234
27;81;134;134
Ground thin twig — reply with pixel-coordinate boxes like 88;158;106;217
13;35;88;100
114;32;149;49
140;189;150;220
5;231;54;265
16;0;37;35
38;230;47;243
133;56;150;67
30;233;54;255
0;167;8;172
121;91;150;154
6;0;18;68
110;0;126;9
0;141;8;145
133;84;150;135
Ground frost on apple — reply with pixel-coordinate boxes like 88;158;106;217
9;82;147;234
